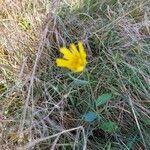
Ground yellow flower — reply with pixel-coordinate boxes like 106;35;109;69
56;41;87;72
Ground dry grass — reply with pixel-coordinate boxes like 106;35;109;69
0;0;150;150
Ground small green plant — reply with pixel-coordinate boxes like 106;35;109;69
96;93;112;107
18;18;30;31
100;121;118;133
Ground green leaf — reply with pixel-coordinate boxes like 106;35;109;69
69;74;89;86
96;93;112;106
83;112;97;122
73;78;89;86
100;121;118;133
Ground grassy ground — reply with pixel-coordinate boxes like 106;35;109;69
0;0;150;149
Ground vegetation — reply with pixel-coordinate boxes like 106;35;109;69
0;0;150;149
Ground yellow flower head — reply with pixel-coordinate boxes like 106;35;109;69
56;41;87;72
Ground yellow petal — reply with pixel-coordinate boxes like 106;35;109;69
73;65;84;72
69;57;85;72
68;64;84;72
60;47;74;60
56;58;84;72
78;42;86;60
56;58;70;67
70;43;80;57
